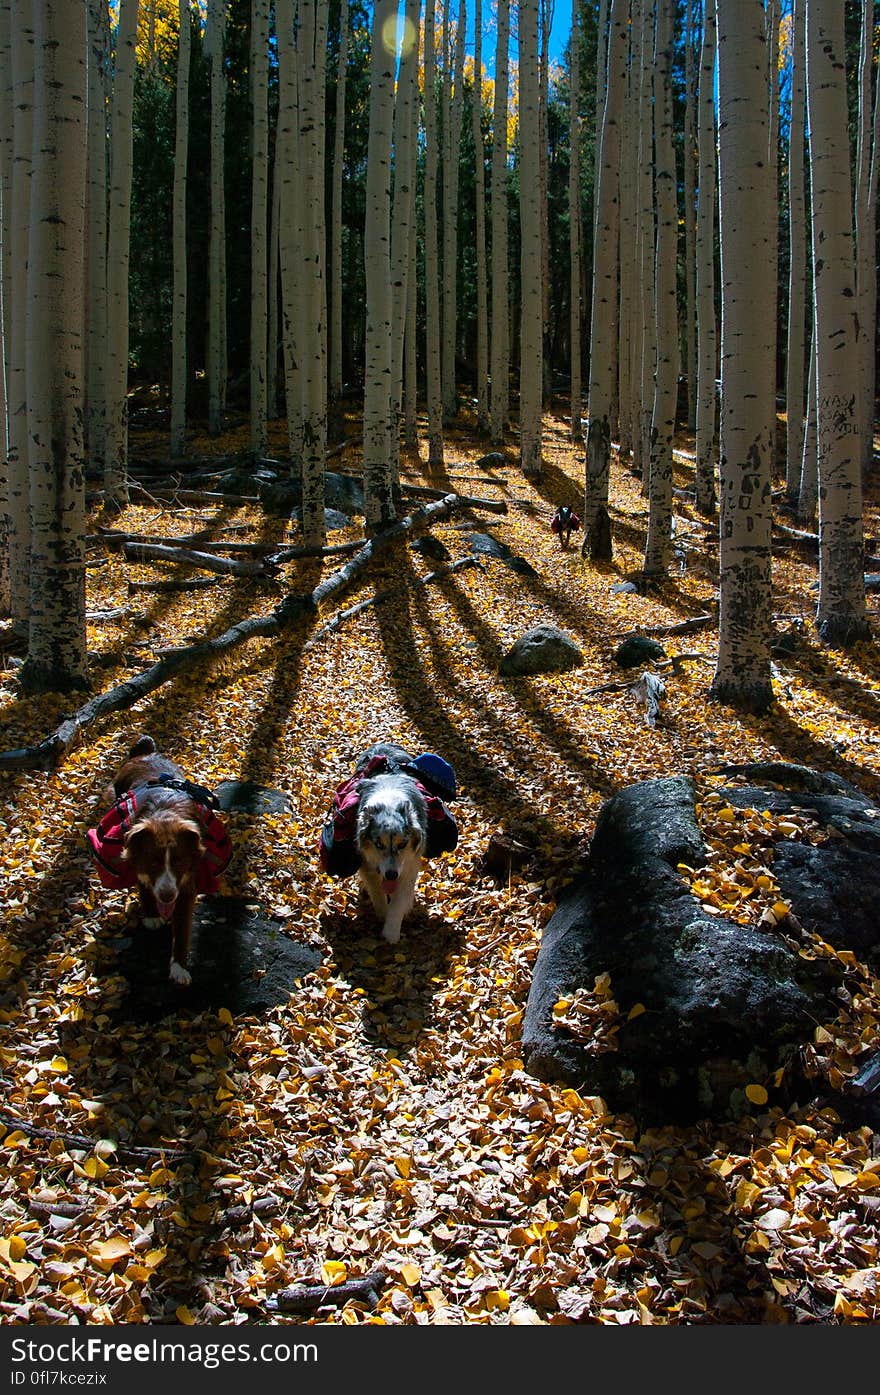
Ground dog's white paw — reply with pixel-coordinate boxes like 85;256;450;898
169;961;192;987
382;924;401;944
142;916;163;929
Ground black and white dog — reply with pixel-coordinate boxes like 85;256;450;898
354;744;430;944
321;742;458;944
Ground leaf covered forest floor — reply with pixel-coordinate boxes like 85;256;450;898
2;405;880;1326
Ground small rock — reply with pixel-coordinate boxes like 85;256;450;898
614;635;666;669
411;535;451;562
499;625;584;677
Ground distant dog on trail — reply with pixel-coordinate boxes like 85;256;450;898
87;736;232;985
320;742;458;945
551;504;582;549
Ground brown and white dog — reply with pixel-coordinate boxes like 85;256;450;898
92;737;232;986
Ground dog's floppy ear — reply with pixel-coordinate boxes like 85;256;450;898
177;819;205;857
121;823;155;861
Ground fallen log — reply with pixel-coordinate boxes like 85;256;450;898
397;483;507;512
129;486;261;507
638;614;716;638
0;493;491;772
122;542;277;577
266;1271;386;1315
0;1108;193;1165
304;555;481;649
98;528;265;552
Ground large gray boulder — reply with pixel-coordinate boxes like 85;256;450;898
499;625;584;677
523;775;842;1121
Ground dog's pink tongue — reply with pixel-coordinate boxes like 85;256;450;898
157;900;176;921
381;878;398;896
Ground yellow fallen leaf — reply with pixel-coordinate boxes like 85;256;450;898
745;1083;768;1106
400;1262;421;1287
176;1306;197;1326
627;1002;646;1019
321;1260;347;1286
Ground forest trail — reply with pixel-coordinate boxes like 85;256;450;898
1;408;880;1325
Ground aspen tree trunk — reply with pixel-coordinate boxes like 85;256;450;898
363;0;397;532
643;0;679;578
86;0;109;486
267;141;281;421
765;0;780;474
0;0;10;615
710;0;775;713
694;0;717;516
518;0;543;479
583;0;627;540
105;0;138;508
248;0;269;458
569;0;582;442
206;0;226;436
20;0;88;695
441;0;465;421
472;0;489;434
329;0;349;420
683;0;696;432
276;0;303;470
5;0;31;628
297;0;328;546
424;0;444;467
539;0;551;404
616;2;636;462
855;0;877;479
784;0;806;501
798;323;818;525
635;0;655;487
806;0;868;645
391;0;421;463
404;210;419;446
489;0;510;445
170;0;191;458
594;0;609;227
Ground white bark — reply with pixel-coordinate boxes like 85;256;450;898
21;0;88;694
296;0;328;546
206;0;226;436
798;322;818;525
363;0;397;531
424;0;444;467
105;0;138;508
472;0;489;433
267;136;281;420
0;0;14;616
568;0;582;442
441;0;465;420
276;0;302;468
584;0;627;531
806;0;868;645
694;0;717;515
643;0;679;577
616;0;636;461
683;0;696;432
784;0;806;500
248;0;269;457
85;0;109;486
6;1;34;629
710;0;774;711
635;0;655;486
489;0;510;444
855;0;877;478
518;0;543;478
170;0;191;458
538;0;550;403
391;0;420;446
329;0;349;407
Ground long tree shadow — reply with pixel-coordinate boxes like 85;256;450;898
319;907;466;1055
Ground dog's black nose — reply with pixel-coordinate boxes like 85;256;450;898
384;869;399;881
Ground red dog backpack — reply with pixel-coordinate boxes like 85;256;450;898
87;782;232;895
